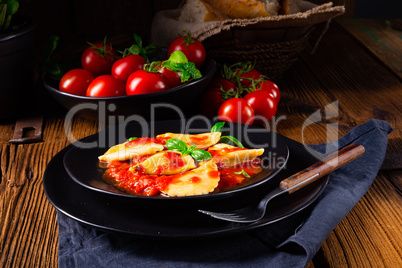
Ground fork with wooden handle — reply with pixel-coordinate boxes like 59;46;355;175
199;143;365;223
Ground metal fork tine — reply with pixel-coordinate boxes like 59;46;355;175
199;210;246;220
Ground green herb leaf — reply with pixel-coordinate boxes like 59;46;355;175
219;136;245;148
166;138;188;152
234;169;251;178
191;149;212;161
182;145;196;156
211;122;225;132
127;137;137;142
168;51;188;64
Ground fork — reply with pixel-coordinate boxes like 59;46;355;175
199;143;365;223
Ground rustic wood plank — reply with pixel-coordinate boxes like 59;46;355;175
337;18;402;80
319;170;402;267
290;21;402;169
0;114;99;267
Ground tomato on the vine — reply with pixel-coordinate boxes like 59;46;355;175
81;39;117;76
112;54;146;81
86;75;126;97
59;69;95;96
243;90;277;124
256;80;280;104
200;77;237;118
167;32;206;69
126;69;168;95
157;61;182;89
234;68;262;87
218;98;254;125
209;77;237;92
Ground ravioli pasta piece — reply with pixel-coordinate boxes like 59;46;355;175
98;142;164;162
208;144;264;166
157;132;221;149
161;161;220;197
208;143;236;151
130;151;196;175
220;148;264;167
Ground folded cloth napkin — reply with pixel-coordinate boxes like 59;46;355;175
57;119;392;268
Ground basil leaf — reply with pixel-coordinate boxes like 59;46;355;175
127;137;137;142
211;122;225;132
182;145;196;156
166;138;188;152
234;169;251;178
191;149;212;161
219;136;245;148
168;51;188;63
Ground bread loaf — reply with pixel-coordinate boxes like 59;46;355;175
178;0;301;22
178;0;229;22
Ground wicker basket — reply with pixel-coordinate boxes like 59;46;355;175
204;27;314;80
150;1;345;80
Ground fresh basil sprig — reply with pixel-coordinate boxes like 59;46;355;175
234;169;251;178
211;122;225;133
161;51;202;82
166;138;212;161
219;136;245;148
210;122;245;148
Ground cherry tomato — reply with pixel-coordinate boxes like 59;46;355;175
157;62;182;89
59;69;95;96
167;34;206;69
256;80;280;104
209;77;237;92
218;98;254;125
243;90;277;124
112;54;146;81
81;41;117;76
126;70;169;95
234;69;262;87
86;75;126;97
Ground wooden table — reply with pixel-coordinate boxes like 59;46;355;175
0;19;401;267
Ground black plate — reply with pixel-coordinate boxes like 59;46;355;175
63;120;289;205
43;128;328;239
43;59;217;120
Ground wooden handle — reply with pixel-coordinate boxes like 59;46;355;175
279;143;365;194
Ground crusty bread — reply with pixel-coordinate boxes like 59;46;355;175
178;0;300;21
178;0;229;22
203;0;271;18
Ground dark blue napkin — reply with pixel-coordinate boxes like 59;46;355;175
57;119;392;268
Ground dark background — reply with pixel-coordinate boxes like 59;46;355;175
16;0;400;57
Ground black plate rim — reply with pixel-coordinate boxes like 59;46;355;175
62;122;290;201
43;140;329;240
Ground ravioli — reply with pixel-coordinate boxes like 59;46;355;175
209;143;264;167
98;141;164;162
130;151;195;175
161;161;220;197
99;127;265;197
156;132;221;149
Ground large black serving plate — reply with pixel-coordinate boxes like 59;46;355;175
43;120;329;239
62;120;289;205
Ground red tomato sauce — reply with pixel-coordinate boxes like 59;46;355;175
101;150;263;197
190;135;209;144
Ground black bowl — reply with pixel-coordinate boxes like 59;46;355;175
43;59;217;120
62;119;289;207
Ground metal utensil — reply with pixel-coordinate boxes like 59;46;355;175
199;143;365;223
